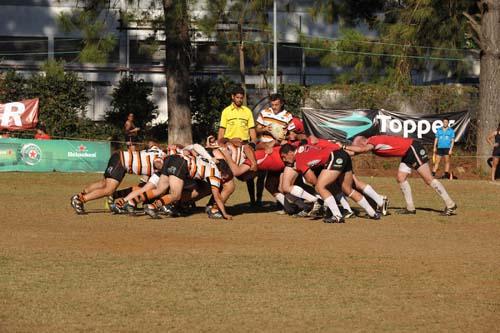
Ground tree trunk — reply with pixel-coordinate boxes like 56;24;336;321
163;0;193;145
477;0;500;171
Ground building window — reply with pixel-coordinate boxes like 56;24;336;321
0;36;48;61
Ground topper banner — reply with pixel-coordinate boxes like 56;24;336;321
0;98;39;130
302;107;470;143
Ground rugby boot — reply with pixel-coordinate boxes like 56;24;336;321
441;204;457;216
323;215;345;223
376;195;389;216
71;194;85;215
144;204;161;219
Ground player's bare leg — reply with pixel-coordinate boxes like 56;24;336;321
339;172;378;219
315;169;344;222
396;164;415;214
416;162;456;215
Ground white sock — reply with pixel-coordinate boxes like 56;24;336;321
357;196;376;217
335;193;353;213
275;193;285;206
290;185;317;202
399;181;415;211
324;196;342;218
363;185;384;207
430;179;455;208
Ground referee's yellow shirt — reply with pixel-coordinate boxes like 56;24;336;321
219;103;255;141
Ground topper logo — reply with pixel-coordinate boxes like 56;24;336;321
376;114;455;138
0;102;25;127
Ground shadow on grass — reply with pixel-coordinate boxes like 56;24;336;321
228;201;281;216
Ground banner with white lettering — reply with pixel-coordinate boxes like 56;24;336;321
0;98;39;130
377;110;470;143
302;108;470;143
0;138;110;172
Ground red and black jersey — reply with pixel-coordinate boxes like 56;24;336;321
294;144;340;174
244;146;285;172
366;135;414;157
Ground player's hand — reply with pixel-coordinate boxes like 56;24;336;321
250;163;258;172
224;213;233;220
309;135;319;145
449;149;453;155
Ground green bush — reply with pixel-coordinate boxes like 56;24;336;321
278;84;306;116
190;77;234;143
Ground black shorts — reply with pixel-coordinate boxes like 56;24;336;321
126;135;138;145
324;150;353;173
161;155;189;179
402;142;429;170
436;148;450;156
104;152;127;182
493;146;500;158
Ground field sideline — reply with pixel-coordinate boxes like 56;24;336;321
1;173;499;332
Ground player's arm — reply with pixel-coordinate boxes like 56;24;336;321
433;137;438;153
344;143;374;154
449;131;455;154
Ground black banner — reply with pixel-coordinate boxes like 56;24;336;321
302;108;470;143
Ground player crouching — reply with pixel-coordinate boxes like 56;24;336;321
121;154;234;220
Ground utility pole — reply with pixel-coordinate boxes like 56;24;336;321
273;0;277;93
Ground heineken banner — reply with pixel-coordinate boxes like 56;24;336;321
0;138;110;172
302;108;470;143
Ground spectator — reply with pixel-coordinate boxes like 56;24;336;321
486;122;500;182
0;130;10;139
124;113;140;151
34;123;51;140
432;118;455;179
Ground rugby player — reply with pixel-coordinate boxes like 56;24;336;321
70;144;166;214
280;143;381;222
123;154;234;220
346;135;457;216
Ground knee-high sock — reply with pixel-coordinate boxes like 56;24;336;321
430;179;455;208
355;196;376;217
324;196;342;218
275;193;285;206
291;185;317;202
399;181;415;211
362;185;384;207
335;193;353;213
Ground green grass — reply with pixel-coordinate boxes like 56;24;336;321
0;173;499;332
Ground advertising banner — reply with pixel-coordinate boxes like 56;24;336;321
302;108;470;143
302;108;380;141
0;138;110;172
376;109;470;143
0;99;39;130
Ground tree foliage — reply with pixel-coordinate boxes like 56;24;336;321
190;77;234;143
105;75;158;132
310;0;479;86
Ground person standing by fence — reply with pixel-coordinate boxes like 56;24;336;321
124;113;140;151
486;122;500;182
432;118;455;179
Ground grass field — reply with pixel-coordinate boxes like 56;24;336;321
1;173;499;332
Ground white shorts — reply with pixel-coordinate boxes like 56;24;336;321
148;173;160;187
398;162;412;174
